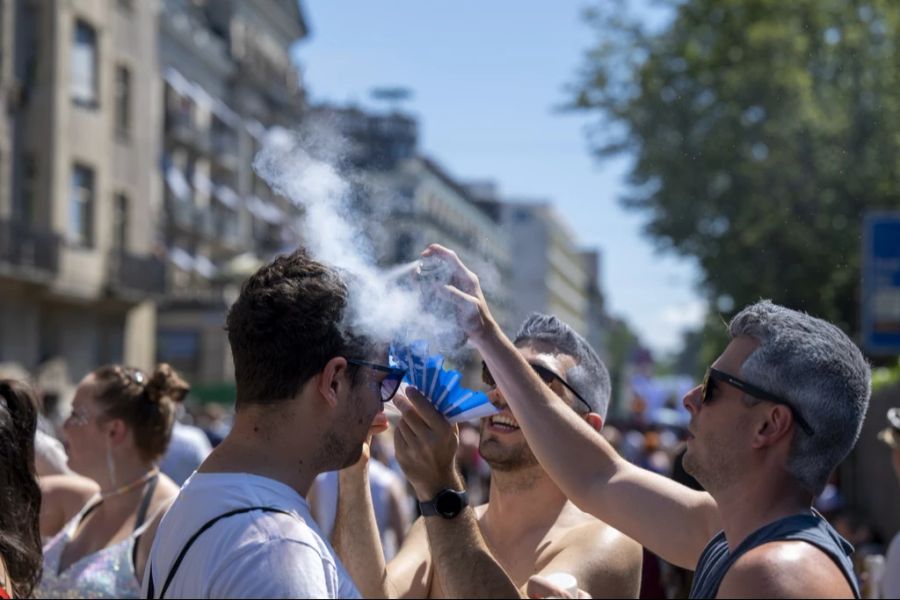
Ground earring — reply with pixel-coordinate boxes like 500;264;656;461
106;438;117;489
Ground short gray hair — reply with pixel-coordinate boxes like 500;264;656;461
729;301;871;495
514;313;611;420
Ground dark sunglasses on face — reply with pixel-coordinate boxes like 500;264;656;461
346;359;407;402
481;360;593;414
701;367;815;436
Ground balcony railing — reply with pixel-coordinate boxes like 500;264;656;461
166;111;211;154
0;219;60;280
107;250;166;299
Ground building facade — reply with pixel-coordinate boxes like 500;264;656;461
155;0;309;390
311;104;515;336
491;201;594;337
0;0;164;410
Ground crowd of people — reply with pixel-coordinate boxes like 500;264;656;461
0;243;897;598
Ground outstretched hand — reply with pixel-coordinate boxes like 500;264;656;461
393;386;462;499
421;244;498;347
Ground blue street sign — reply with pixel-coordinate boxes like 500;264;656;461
862;213;900;355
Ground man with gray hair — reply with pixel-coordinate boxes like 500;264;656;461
332;311;642;598
426;243;870;599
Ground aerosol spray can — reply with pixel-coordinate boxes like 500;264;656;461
416;255;467;351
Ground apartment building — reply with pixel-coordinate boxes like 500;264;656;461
490;201;594;337
156;0;309;391
0;0;163;409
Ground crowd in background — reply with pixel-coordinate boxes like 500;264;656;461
0;358;898;598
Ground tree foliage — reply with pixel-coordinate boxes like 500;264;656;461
573;0;900;343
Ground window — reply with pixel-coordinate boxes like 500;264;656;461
69;165;94;247
113;193;128;250
71;20;98;107
114;65;131;138
157;329;200;373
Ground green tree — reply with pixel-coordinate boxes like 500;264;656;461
573;0;900;343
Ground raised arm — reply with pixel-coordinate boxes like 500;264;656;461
423;244;721;570
332;420;431;599
333;456;394;599
394;389;525;598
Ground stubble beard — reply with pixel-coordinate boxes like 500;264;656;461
478;434;540;473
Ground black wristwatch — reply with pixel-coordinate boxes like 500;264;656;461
419;489;469;519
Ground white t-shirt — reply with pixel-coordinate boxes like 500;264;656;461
143;472;361;599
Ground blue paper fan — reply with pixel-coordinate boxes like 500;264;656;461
389;343;498;424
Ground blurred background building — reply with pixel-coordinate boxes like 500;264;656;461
0;0;609;408
0;0;164;413
155;0;309;395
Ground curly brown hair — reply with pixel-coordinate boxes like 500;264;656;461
225;247;371;408
0;379;42;598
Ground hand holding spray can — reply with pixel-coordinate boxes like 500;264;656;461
416;255;468;350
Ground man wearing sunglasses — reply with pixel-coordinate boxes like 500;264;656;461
144;249;394;599
332;312;642;599
419;244;870;599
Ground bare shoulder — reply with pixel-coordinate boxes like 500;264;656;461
154;473;180;502
539;512;643;599
40;474;99;507
553;513;642;564
39;474;99;538
719;540;855;599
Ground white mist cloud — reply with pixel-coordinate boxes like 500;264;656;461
252;126;463;353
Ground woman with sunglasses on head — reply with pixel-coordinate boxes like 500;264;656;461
35;364;189;599
0;380;44;599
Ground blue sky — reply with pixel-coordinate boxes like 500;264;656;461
294;1;705;355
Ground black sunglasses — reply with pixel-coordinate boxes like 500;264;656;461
482;361;593;414
346;359;407;402
702;367;815;436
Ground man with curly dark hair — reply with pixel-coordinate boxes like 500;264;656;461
144;248;400;599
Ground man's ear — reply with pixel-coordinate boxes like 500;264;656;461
317;357;350;408
751;404;793;449
585;412;603;432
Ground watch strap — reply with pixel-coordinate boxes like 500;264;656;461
419;489;469;518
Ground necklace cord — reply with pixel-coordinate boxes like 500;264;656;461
100;468;160;500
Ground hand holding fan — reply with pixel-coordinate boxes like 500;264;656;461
389;343;498;424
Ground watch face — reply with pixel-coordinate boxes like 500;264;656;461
435;490;464;518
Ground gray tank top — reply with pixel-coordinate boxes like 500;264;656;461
690;510;859;599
